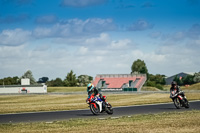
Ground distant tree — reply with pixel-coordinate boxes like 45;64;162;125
173;74;195;86
131;59;148;77
88;76;93;81
0;79;3;85
53;78;63;86
2;77;12;85
182;75;194;85
149;74;166;85
38;77;49;83
20;70;36;84
193;72;200;83
145;74;165;90
64;70;77;87
13;76;20;84
145;80;156;87
0;76;19;85
46;78;64;87
173;75;183;86
77;75;93;86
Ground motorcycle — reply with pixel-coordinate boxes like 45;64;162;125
170;91;189;109
86;94;113;115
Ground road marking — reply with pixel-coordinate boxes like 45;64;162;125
111;117;119;119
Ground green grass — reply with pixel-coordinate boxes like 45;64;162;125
47;87;86;93
141;86;160;91
0;93;200;114
182;83;200;91
47;82;200;93
0;110;199;133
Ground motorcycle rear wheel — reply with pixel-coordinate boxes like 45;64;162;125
90;103;99;115
105;103;113;115
184;98;190;108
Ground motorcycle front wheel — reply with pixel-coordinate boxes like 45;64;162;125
173;97;181;109
90;103;99;115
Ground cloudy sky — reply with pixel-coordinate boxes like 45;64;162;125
0;0;200;80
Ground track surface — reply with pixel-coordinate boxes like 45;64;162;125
0;101;199;123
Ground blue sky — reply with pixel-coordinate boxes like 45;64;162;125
0;0;200;80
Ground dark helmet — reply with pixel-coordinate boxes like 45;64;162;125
171;81;177;86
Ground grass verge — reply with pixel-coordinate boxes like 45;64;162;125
0;110;199;133
47;87;85;93
0;93;200;114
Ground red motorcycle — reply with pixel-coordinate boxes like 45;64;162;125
86;94;113;115
170;90;189;109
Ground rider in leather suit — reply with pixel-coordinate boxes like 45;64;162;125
170;81;185;99
87;83;106;102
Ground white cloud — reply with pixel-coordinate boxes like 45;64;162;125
149;31;162;39
173;31;185;40
85;33;110;45
33;18;116;38
0;29;31;46
60;0;107;7
76;46;88;55
35;15;58;24
128;20;154;31
187;23;200;39
109;39;131;49
1;24;200;80
33;27;55;38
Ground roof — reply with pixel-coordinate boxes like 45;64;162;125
165;72;195;79
102;77;136;88
93;74;147;89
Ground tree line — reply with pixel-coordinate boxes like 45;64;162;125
46;70;93;87
0;70;93;87
1;59;200;88
131;59;200;90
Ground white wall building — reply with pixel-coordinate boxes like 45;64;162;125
0;79;47;94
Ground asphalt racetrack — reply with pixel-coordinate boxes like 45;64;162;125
0;101;199;123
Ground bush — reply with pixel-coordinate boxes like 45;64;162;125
146;81;156;87
155;84;163;90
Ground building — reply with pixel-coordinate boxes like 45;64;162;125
165;72;194;85
0;78;47;94
92;74;147;91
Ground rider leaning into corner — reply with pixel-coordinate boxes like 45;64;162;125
87;83;107;104
170;81;185;99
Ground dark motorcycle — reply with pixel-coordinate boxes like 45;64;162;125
170;91;189;109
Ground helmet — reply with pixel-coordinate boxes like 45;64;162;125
171;81;177;86
87;83;94;92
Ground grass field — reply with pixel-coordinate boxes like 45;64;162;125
0;93;200;114
141;86;160;91
0;110;199;133
47;87;86;92
47;83;200;93
48;86;162;92
182;83;200;90
163;83;200;91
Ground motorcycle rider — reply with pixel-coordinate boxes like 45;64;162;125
170;81;185;99
87;83;106;103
